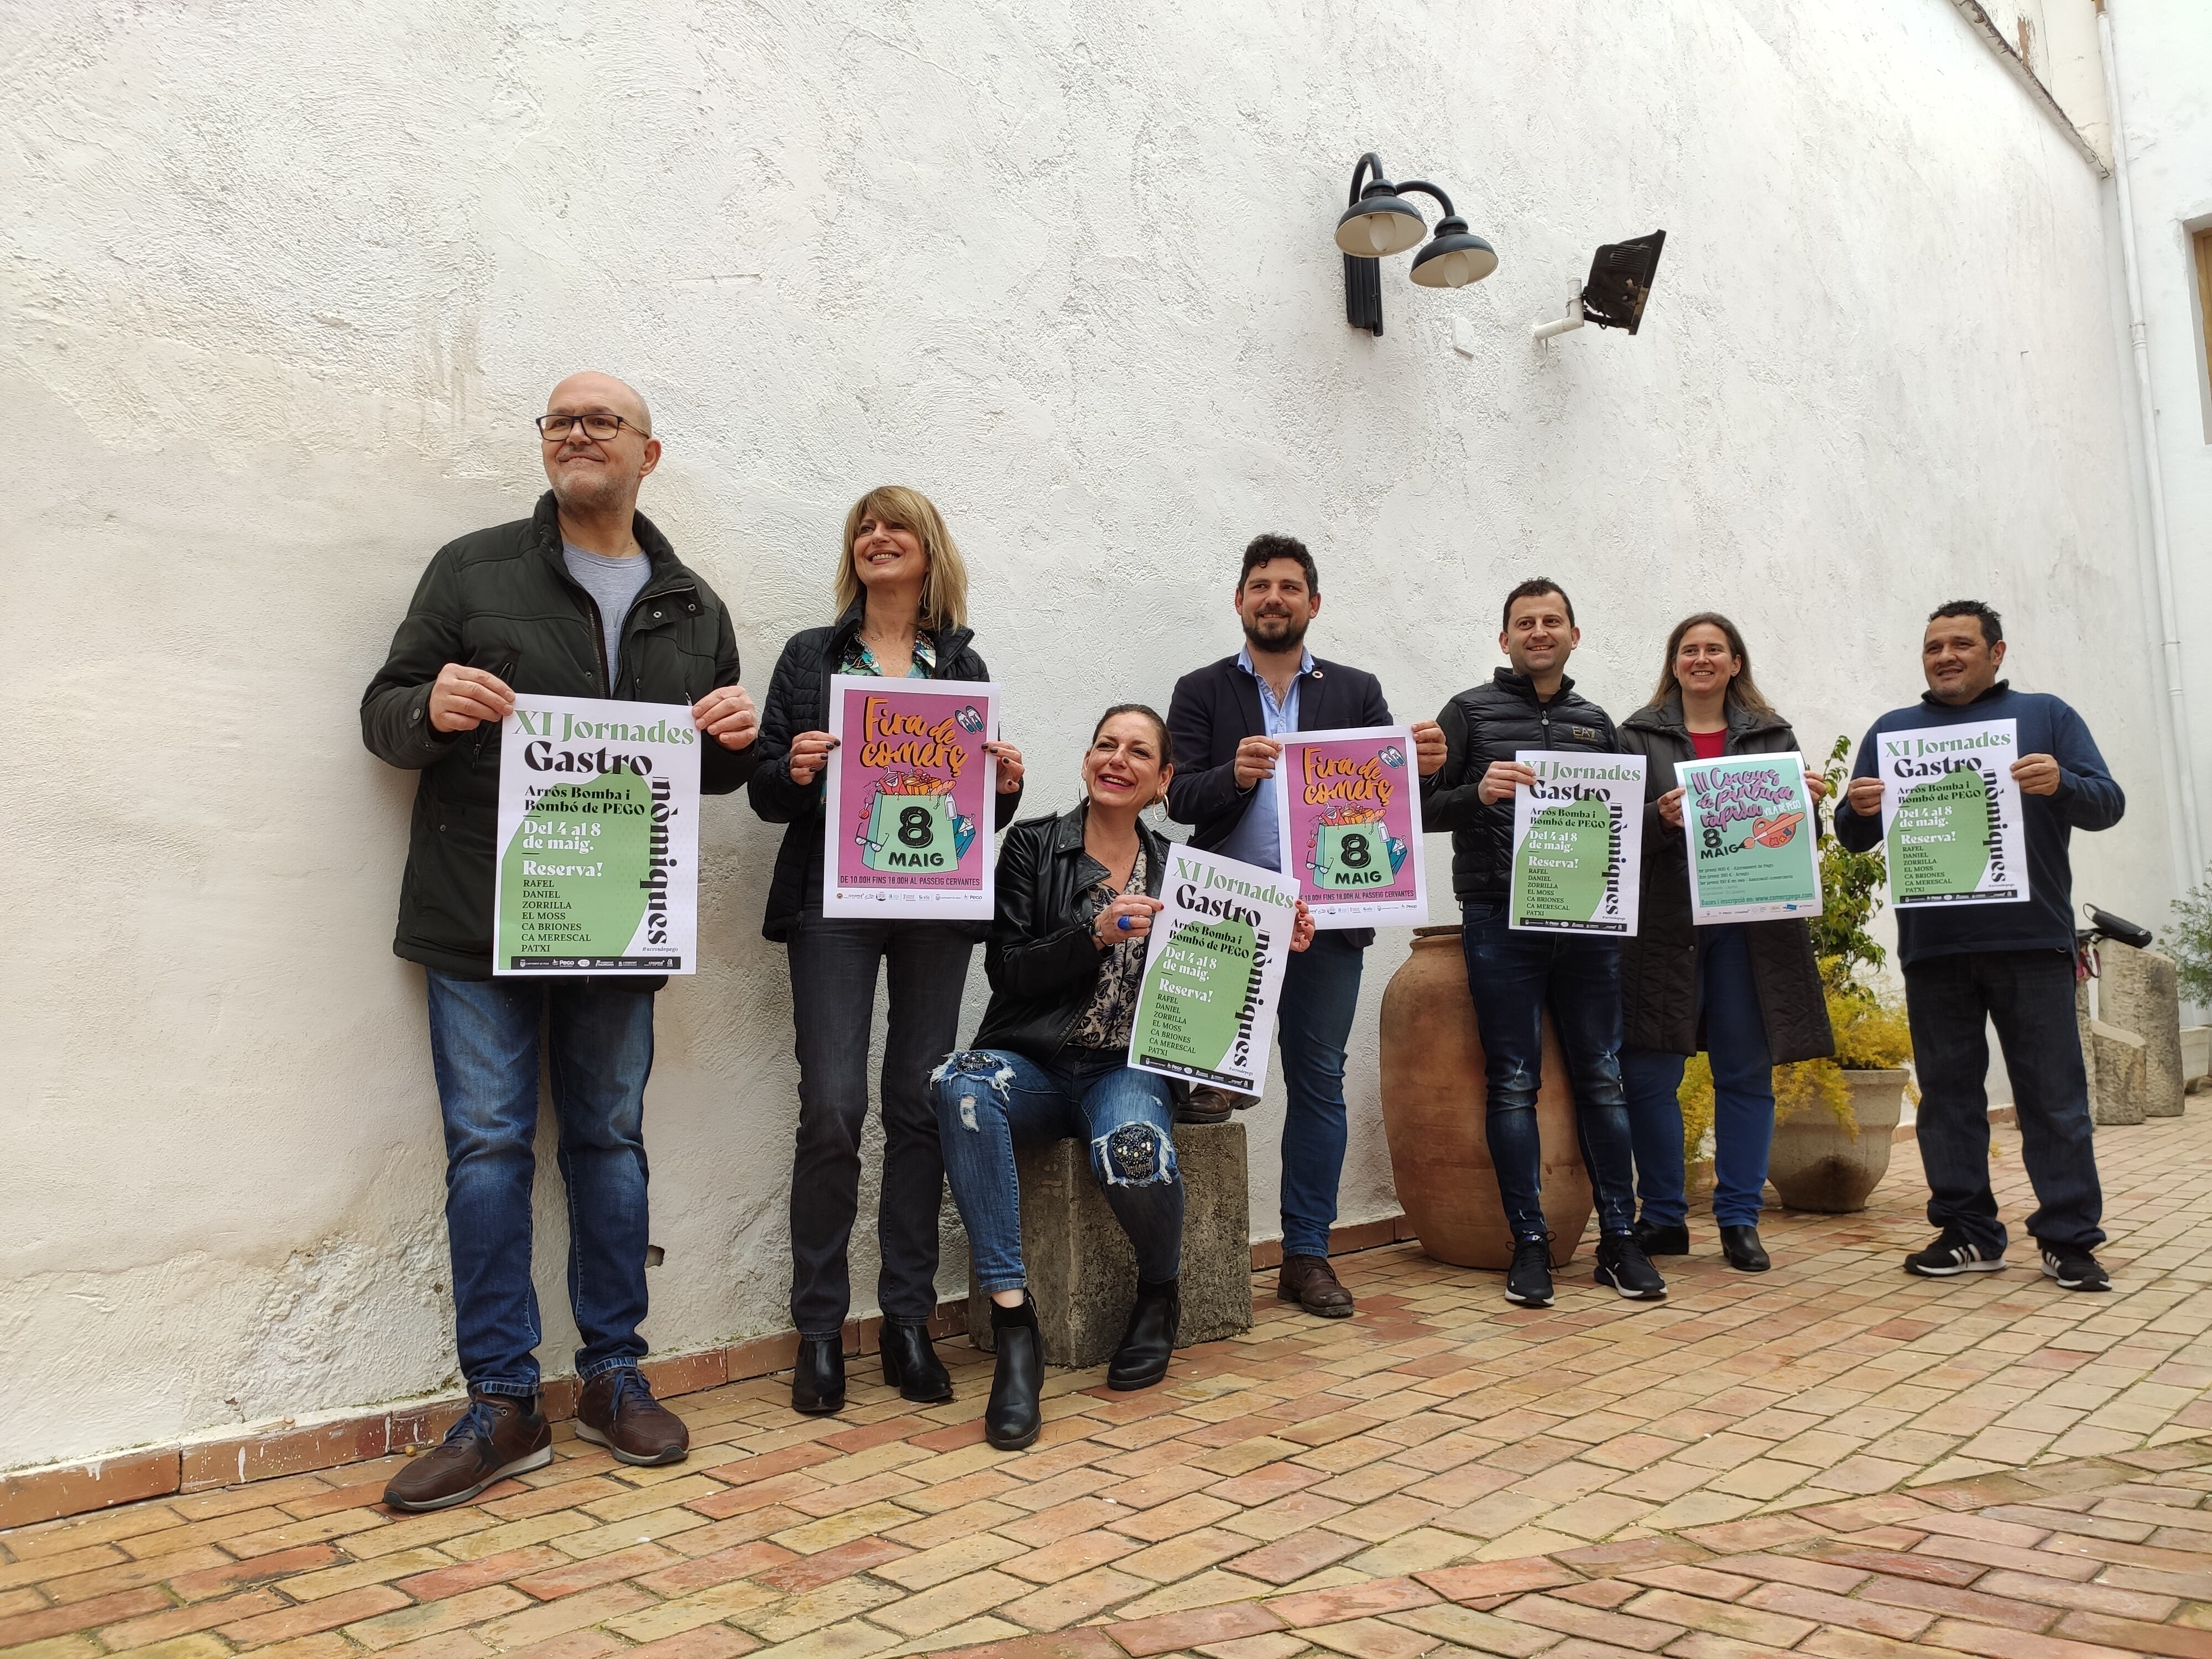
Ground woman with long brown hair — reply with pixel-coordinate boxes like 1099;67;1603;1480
749;487;1024;1415
1617;614;1834;1272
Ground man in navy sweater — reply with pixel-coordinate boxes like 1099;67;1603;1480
1835;601;2125;1292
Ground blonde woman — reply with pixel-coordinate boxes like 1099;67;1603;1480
750;487;1024;1415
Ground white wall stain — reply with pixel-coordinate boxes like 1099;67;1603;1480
0;0;2189;1470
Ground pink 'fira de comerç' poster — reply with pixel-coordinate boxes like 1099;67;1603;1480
821;674;999;919
1270;724;1427;929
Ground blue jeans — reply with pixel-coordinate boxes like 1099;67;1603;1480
1460;900;1637;1237
1619;924;1776;1229
1904;949;2104;1254
1275;933;1366;1259
931;1048;1182;1293
425;971;656;1397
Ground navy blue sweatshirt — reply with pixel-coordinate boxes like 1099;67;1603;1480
1833;682;2124;966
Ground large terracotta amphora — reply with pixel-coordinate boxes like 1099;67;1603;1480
1379;926;1593;1269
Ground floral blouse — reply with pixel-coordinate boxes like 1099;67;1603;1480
839;633;937;680
1068;844;1149;1051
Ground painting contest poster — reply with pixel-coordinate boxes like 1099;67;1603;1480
1270;725;1427;929
1679;752;1823;924
822;675;999;919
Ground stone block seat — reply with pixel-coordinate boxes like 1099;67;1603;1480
967;1120;1253;1368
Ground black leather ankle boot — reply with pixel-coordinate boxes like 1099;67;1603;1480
985;1293;1042;1451
1108;1278;1179;1392
792;1334;845;1415
880;1320;953;1403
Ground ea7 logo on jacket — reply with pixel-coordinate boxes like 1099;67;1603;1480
1566;726;1603;743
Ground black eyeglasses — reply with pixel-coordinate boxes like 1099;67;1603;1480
536;413;646;441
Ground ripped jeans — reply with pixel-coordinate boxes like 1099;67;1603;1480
931;1048;1182;1293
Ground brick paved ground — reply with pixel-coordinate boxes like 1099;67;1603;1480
7;1114;2210;1659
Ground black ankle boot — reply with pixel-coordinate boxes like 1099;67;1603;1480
880;1320;953;1403
1108;1279;1179;1392
985;1293;1042;1451
1720;1225;1771;1273
792;1335;845;1415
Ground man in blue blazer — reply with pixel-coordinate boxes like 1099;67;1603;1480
1166;535;1445;1317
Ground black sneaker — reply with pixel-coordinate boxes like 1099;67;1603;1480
1903;1229;2005;1277
2039;1244;2111;1292
1594;1233;1667;1301
1504;1235;1554;1307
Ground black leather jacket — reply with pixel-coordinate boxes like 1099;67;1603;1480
1421;669;1619;900
747;601;1022;942
970;805;1170;1063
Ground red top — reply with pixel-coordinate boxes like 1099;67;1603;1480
1688;729;1728;760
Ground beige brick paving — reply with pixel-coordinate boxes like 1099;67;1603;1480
8;1117;2211;1659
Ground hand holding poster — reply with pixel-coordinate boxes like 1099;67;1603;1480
1127;844;1296;1095
1679;752;1823;923
823;675;999;919
1878;717;2028;907
1270;726;1427;928
494;694;701;974
1509;751;1646;935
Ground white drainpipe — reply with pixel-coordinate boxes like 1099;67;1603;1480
2099;0;2205;885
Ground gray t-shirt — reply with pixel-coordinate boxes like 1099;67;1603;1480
563;542;653;686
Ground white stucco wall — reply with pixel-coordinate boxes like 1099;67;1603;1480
2101;0;2212;901
1;0;2187;1473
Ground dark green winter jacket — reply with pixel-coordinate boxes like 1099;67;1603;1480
361;491;760;978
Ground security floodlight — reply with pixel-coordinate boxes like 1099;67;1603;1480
1531;231;1667;340
1340;152;1498;336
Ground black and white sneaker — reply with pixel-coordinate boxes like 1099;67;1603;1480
2039;1244;2111;1292
1594;1233;1667;1301
1504;1235;1554;1307
1903;1229;2005;1277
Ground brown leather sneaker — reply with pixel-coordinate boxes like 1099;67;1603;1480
1277;1253;1354;1318
383;1390;551;1512
575;1368;689;1467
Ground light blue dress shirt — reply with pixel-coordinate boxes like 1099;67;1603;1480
1214;645;1313;872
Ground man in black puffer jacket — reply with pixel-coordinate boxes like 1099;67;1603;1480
362;373;761;1510
1422;580;1664;1311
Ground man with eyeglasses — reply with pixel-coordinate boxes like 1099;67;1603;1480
362;373;762;1510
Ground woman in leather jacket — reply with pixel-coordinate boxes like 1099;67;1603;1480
1618;614;1835;1274
932;705;1312;1449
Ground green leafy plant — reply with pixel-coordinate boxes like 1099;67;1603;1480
1678;735;1913;1161
2172;865;2212;1005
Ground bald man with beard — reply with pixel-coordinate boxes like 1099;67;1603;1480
363;374;761;1510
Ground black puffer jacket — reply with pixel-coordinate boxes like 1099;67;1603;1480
747;601;1022;942
361;492;759;979
1617;695;1835;1062
969;805;1170;1063
1421;670;1619;900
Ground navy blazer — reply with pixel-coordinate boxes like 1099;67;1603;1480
1165;652;1392;949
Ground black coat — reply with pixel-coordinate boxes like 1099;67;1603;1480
1421;670;1618;901
747;601;1022;942
1616;695;1835;1062
971;805;1171;1063
1165;652;1390;949
361;491;759;979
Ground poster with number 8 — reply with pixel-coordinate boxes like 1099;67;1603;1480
1269;725;1428;928
822;674;999;919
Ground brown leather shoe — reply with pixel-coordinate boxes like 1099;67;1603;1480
383;1390;551;1512
1177;1086;1238;1125
1277;1253;1354;1318
575;1368;689;1466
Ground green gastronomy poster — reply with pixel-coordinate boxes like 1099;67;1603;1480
1127;844;1296;1094
1507;750;1645;935
493;693;702;974
1877;716;2028;909
1679;752;1823;923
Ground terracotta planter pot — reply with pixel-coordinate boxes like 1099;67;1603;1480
1379;926;1593;1269
1768;1068;1906;1212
